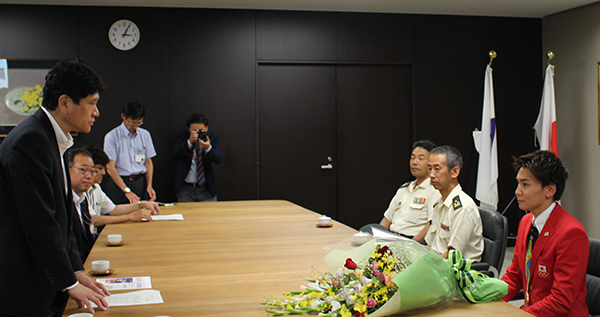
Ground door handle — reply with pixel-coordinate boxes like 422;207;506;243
321;164;333;170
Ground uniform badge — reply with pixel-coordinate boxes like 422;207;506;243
452;195;462;210
400;182;410;188
440;223;450;231
537;265;549;278
413;197;426;205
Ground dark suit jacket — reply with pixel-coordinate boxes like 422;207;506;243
173;130;222;196
0;110;83;316
501;204;589;316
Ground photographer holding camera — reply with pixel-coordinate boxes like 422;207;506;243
173;113;223;202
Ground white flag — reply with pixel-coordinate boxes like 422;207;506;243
534;65;558;156
473;65;498;210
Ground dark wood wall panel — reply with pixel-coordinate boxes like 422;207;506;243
336;65;414;229
75;6;171;202
337;13;416;62
256;10;338;61
488;17;543;235
0;5;78;58
0;5;542;234
169;9;257;200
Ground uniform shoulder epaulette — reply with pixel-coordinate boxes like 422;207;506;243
400;181;410;188
452;195;462;210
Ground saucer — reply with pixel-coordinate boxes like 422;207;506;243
316;223;333;228
89;268;114;276
105;241;124;247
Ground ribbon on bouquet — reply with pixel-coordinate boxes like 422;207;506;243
447;249;508;303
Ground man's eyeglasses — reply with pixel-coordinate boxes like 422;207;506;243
71;166;98;176
127;120;143;126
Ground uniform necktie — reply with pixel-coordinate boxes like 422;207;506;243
195;144;206;186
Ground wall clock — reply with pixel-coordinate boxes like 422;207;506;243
109;19;140;51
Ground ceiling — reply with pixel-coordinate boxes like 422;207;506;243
0;0;597;18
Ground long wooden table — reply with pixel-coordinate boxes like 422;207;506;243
63;200;531;316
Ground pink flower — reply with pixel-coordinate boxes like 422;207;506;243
373;269;380;277
345;258;357;270
332;279;339;287
367;298;377;308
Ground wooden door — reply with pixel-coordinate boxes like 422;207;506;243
257;64;338;217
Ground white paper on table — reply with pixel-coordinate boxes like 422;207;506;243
90;289;163;307
96;276;152;290
151;213;184;221
370;227;413;244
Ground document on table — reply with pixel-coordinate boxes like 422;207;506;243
90;290;163;307
371;227;411;241
151;213;184;221
96;276;152;290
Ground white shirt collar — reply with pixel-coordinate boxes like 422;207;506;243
72;190;85;205
40;106;73;156
533;201;556;232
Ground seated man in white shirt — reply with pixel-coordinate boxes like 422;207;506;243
378;140;440;242
78;145;160;235
425;145;483;261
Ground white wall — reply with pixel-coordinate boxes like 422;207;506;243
544;2;600;238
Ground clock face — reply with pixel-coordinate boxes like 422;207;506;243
109;19;140;51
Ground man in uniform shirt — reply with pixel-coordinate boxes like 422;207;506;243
379;140;440;242
425;145;483;260
103;102;157;204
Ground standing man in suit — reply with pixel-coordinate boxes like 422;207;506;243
0;60;109;316
103;102;157;204
173;113;222;202
501;150;588;316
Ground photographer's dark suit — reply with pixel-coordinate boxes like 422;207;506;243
173;130;222;198
0;110;83;316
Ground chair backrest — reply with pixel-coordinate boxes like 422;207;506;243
587;237;600;316
477;206;508;273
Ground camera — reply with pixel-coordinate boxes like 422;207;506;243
197;129;208;142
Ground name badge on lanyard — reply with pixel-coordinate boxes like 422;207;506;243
135;148;145;163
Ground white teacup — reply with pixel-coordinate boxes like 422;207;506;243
353;231;370;245
318;215;331;226
91;260;110;273
107;234;122;244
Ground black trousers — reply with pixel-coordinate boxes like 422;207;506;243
103;174;148;205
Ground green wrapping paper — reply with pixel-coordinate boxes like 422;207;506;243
392;250;457;312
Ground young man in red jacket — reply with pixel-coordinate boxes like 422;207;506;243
501;150;588;316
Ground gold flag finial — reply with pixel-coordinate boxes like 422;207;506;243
488;50;497;66
547;51;555;65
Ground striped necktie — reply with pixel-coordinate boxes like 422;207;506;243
195;144;206;186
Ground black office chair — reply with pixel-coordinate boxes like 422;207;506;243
587;237;600;317
471;206;508;277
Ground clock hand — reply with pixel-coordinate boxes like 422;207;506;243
121;24;131;38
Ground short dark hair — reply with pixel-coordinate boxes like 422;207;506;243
513;150;569;201
67;147;92;166
430;145;463;171
186;113;209;128
42;59;105;111
122;102;145;120
81;143;109;167
412;140;436;153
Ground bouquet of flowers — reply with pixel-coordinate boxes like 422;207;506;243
262;238;507;316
